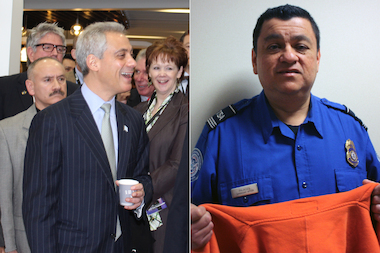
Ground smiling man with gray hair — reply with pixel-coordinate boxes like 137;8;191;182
22;22;152;252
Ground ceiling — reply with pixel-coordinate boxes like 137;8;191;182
22;9;189;48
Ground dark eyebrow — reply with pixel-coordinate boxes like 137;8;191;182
264;34;312;44
293;35;312;44
263;33;283;42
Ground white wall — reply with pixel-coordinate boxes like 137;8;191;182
0;0;23;76
190;0;380;154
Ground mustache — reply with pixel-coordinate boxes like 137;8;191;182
49;90;65;97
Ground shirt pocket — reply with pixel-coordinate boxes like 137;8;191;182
335;168;367;192
219;176;274;207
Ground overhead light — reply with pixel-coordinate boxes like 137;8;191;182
155;9;190;14
70;15;83;36
21;27;27;36
20;47;27;62
22;15;28;36
126;35;167;40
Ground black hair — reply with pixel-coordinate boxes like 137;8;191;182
253;4;320;53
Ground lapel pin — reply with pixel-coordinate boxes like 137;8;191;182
21;90;27;95
123;125;129;133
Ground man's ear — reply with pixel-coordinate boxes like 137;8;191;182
86;54;99;72
26;47;35;63
316;50;321;73
252;49;258;75
71;49;76;60
25;79;35;96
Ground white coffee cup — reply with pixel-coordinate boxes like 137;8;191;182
119;179;139;206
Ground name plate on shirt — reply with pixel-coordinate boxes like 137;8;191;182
231;183;259;199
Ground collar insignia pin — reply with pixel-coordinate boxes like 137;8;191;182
345;139;359;168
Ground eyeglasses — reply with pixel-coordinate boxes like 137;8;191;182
34;43;67;54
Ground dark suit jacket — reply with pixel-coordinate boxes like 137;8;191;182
135;92;188;205
127;88;142;107
0;72;79;120
163;126;189;253
135;92;188;252
22;88;152;252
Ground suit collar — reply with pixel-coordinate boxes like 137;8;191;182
147;92;186;140
68;89;116;189
22;104;37;130
115;102;132;178
20;104;37;141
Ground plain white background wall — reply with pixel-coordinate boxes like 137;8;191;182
0;0;23;76
190;0;380;154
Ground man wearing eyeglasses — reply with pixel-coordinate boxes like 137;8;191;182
0;22;78;120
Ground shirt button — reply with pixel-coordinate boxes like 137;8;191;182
297;145;302;151
243;196;248;203
302;182;307;188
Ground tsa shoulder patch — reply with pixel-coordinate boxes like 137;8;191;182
206;99;251;131
321;98;368;131
191;148;203;182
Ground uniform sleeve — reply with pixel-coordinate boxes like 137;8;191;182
0;218;4;248
365;133;380;182
22;112;62;252
0;123;17;251
191;125;219;206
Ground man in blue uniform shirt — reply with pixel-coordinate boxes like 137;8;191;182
191;4;380;249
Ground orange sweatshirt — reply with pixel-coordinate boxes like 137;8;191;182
193;183;380;253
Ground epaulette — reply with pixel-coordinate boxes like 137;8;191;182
206;98;252;131
321;98;368;131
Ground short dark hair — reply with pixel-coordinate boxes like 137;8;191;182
63;54;74;61
146;36;188;78
179;30;189;43
253;4;320;53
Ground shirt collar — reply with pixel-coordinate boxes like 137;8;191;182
258;91;323;143
81;83;116;116
75;66;84;84
304;94;324;138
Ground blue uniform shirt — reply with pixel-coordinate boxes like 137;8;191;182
191;91;380;206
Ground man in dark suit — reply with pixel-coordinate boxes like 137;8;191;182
70;36;85;86
0;22;78;120
179;31;190;96
22;22;152;252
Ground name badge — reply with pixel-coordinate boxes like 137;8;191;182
231;183;259;199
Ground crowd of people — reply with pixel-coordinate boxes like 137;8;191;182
0;21;189;253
